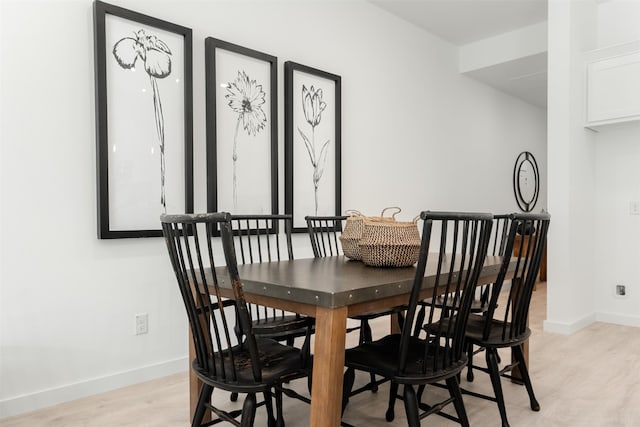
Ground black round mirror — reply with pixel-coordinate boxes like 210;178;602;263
513;151;539;212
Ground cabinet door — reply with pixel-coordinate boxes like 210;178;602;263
586;51;640;125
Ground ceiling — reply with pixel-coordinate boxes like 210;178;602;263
369;0;549;107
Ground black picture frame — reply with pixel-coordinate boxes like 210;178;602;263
284;61;342;232
205;38;278;219
94;0;193;239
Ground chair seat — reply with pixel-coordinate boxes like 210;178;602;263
251;315;314;340
345;334;467;384
193;337;310;392
464;314;531;348
433;296;488;313
351;305;407;321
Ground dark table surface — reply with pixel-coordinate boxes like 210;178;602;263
217;255;506;308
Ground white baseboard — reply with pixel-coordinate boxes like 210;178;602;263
543;312;596;334
595;311;640;327
543;311;640;334
0;357;188;419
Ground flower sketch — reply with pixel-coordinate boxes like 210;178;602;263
112;29;172;212
224;70;267;208
298;84;329;215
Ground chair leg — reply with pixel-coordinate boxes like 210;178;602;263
512;344;540;411
240;393;257;427
466;342;474;382
359;320;369;344
446;376;470;427
275;387;285;427
230;392;239;402
403;384;420;427
342;367;355;414
359;320;378;393
368;372;378;393
386;381;399;422
263;389;276;427
486;348;510;427
192;384;213;427
416;384;425;404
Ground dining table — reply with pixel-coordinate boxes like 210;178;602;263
190;254;514;427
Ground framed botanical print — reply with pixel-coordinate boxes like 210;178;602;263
284;61;341;232
205;37;277;216
94;1;193;238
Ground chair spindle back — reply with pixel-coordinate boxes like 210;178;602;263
489;214;513;257
483;212;551;342
161;212;263;384
231;214;293;264
400;211;493;375
305;215;347;258
229;214;296;331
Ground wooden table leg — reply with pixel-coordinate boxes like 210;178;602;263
390;311;402;334
310;306;348;427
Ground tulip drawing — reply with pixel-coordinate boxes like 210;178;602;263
113;29;172;212
224;70;267;209
298;84;329;215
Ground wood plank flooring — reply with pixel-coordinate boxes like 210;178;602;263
3;282;640;426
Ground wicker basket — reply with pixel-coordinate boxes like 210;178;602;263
358;215;421;267
339;208;401;260
339;210;365;260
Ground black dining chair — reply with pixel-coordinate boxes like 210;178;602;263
230;214;313;346
305;215;406;395
432;214;512;317
161;212;312;427
341;211;494;427
460;212;550;427
229;214;315;404
461;213;513;381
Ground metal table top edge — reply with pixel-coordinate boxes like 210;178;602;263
215;255;507;309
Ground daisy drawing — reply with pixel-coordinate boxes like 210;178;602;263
113;29;172;212
298;84;329;215
224;70;267;208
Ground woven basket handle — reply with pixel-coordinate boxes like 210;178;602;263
412;214;420;223
345;209;363;217
380;206;401;220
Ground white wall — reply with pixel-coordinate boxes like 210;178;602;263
593;0;640;326
545;0;598;333
546;0;640;332
594;122;640;326
596;0;640;47
0;0;546;417
459;21;548;73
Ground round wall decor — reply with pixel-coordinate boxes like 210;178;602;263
513;151;539;212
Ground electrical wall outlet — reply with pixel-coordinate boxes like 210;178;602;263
135;313;148;335
615;284;627;298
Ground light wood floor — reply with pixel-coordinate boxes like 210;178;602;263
3;282;640;426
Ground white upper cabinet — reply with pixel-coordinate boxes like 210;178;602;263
585;41;640;127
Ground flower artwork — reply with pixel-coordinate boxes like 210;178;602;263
112;29;172;212
284;62;340;231
224;70;267;209
298;85;330;215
